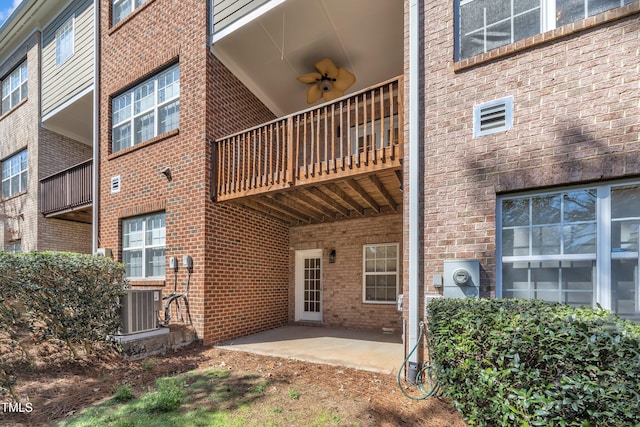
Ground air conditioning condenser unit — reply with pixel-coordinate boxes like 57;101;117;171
120;289;162;334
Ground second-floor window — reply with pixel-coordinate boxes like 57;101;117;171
456;0;636;61
113;0;148;25
56;17;75;65
1;62;28;114
112;64;180;153
1;150;28;199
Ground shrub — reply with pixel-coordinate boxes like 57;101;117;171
1;251;127;357
426;298;640;427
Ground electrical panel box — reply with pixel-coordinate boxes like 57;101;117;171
443;260;480;299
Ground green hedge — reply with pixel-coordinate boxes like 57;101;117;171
426;298;640;426
0;251;127;356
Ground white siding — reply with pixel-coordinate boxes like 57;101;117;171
213;0;270;33
41;0;93;117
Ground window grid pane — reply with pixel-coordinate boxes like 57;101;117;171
364;244;398;302
122;213;165;278
111;65;179;153
458;0;630;60
1;61;28;113
1;151;28;198
112;0;148;25
56;18;74;65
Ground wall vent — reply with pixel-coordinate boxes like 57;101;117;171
111;175;121;194
120;289;162;334
473;96;513;137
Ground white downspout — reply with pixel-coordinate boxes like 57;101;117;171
91;0;99;254
407;0;421;381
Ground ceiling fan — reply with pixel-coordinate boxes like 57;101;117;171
297;58;356;104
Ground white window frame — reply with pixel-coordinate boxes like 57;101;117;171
497;180;640;321
5;240;22;254
112;0;148;25
111;64;180;153
457;0;634;60
363;243;399;304
1;150;28;199
1;61;28;114
122;213;166;279
55;16;75;66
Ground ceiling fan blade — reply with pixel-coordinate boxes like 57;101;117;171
322;87;344;102
297;72;322;84
306;84;323;104
332;67;356;91
314;58;339;79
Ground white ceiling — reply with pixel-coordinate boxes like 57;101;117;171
212;0;404;117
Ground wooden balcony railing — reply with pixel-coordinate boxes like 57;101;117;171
40;159;92;215
213;76;404;201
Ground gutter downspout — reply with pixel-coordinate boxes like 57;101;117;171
91;0;100;255
407;0;421;382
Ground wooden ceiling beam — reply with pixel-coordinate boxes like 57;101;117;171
394;170;403;190
346;179;380;214
304;186;351;218
288;190;337;220
369;174;398;213
270;193;324;222
325;183;365;216
258;196;312;223
237;199;297;224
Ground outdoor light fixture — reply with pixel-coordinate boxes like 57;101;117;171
161;167;172;181
329;249;336;263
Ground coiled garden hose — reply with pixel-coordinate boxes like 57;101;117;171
397;321;440;400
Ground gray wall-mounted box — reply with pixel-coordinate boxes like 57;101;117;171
443;260;480;299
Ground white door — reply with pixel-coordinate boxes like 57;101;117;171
295;249;323;322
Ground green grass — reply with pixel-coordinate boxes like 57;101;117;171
288;387;300;400
53;367;354;427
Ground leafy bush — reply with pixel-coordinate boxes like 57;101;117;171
0;251;127;357
426;298;640;426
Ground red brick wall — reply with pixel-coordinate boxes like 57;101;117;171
99;0;287;344
413;2;640;302
290;214;403;331
202;52;289;344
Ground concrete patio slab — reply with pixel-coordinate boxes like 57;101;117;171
216;325;404;374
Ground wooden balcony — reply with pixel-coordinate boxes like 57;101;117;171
40;159;92;223
213;77;404;225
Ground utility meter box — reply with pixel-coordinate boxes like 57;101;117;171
443;260;480;299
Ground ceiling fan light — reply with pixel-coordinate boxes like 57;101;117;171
319;80;332;92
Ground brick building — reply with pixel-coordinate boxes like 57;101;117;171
0;0;95;255
98;0;404;344
2;0;639;354
414;0;640;325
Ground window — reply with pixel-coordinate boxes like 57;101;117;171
456;0;635;60
498;182;640;321
122;212;165;278
474;97;513;137
112;0;148;25
5;240;21;254
55;17;74;65
112;65;180;153
2;151;28;198
1;61;28;114
363;243;399;303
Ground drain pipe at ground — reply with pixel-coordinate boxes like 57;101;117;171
407;0;421;383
